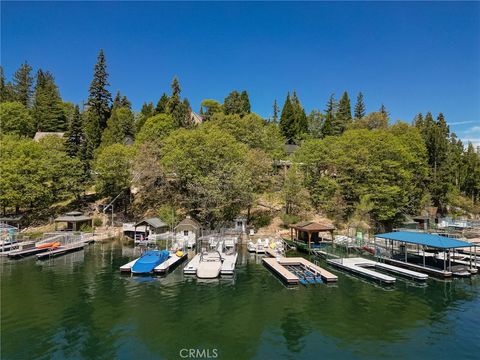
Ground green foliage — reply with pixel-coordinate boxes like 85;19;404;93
336;91;352;132
272;99;279;125
157;204;178;227
135;113;176;145
93;144;134;198
12;62;33;107
0;135;84;212
83;109;102;160
93;217;103;227
0;102;35;137
282;165;311;215
321;94;337;136
250;211;272;229
279;91;308;141
0;66;16;103
87;49;111;130
207;112;285;159
65;105;85;158
223;90;251;117
295;126;429;227
166;77;190;128
354;92;366;119
32;70;66;131
155;93;169;114
307;110;324;139
280;213;301;227
101;107;135;147
349;111;389;130
200;99;223;121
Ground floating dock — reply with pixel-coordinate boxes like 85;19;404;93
36;242;87;260
120;252;187;274
220;253;238;275
327;258;397;284
183;253;201;275
328;257;428;282
263;257;338;285
379;257;453;278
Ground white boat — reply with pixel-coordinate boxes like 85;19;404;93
247;241;256;252
247;238;269;254
184;253;201;275
196;251;223;279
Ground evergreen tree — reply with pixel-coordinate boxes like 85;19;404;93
32;70;66;131
101;107;136;147
166;77;189;127
379;104;389;119
12;62;33;107
112;91;122;109
0;66;15;103
240;90;251;116
65;105;84;158
336;91;352;132
224;90;241;115
120;95;131;109
273;99;278;125
413;113;424;128
354;92;366;119
83;109;102;160
291;91;308;136
87;49;111;130
321;94;337;136
155;93;168;114
279;92;295;140
137;102;155;132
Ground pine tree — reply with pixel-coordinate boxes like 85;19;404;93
336;91;352;133
12;62;33;107
0;66;16;103
354;92;366;119
224;90;241;115
167;77;188;127
292;91;308;136
32;70;66;131
322;94;337;137
155;93;169;114
65;105;84;158
413;113;424;128
87;49;111;130
379;104;389;119
120;95;131;109
273;99;278;125
279;92;296;140
137;102;155;132
83;109;102;160
240;90;251;116
112;91;122;109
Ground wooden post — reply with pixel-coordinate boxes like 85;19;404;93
308;232;311;250
404;242;407;263
423;246;425;267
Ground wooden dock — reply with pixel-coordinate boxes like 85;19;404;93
263;256;338;285
327;258;396;284
36;242;86;260
8;246;50;259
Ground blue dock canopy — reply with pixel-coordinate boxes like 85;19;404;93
375;231;473;249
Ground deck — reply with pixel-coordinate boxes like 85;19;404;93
263;256;338;285
327;258;396;284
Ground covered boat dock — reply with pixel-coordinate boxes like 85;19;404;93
374;231;477;277
289;221;335;250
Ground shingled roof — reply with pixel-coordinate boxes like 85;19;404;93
289;221;335;232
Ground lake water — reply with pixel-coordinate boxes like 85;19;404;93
1;242;479;359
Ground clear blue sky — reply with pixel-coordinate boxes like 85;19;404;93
2;1;479;145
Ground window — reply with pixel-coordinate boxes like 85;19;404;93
184;230;188;236
237;221;242;227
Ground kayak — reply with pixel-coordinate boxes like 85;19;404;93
36;242;61;249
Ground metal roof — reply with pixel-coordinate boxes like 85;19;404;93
375;231;473;249
135;217;168;229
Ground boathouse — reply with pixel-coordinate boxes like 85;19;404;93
374;231;477;277
134;217;169;239
175;216;201;241
289;221;335;249
54;211;93;231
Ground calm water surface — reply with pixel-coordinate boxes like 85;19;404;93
1;242;479;360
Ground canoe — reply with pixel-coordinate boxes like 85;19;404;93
36;242;61;249
131;250;170;274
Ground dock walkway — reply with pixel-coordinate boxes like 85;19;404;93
327;258;396;284
380;257;452;278
36;242;86;260
221;253;238;275
154;253;187;274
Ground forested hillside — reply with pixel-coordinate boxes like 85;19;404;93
1;50;479;230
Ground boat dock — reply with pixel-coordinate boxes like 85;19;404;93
220;253;238;275
379;257;453;278
7;245;50;259
183;253;201;275
328;257;428;281
327;258;397;284
120;252;188;274
36;242;87;260
263;256;338;285
154;253;187;274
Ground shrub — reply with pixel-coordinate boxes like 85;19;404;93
93;217;103;227
250;212;272;229
280;213;301;227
